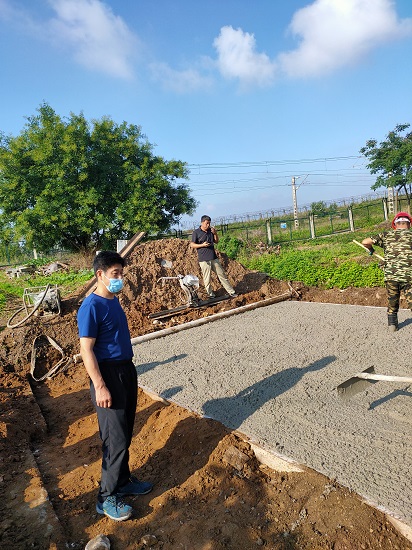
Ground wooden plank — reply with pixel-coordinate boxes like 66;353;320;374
117;231;147;260
77;231;147;299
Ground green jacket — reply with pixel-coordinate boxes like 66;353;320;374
371;229;412;283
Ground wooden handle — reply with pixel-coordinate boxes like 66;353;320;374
352;240;384;261
355;373;412;383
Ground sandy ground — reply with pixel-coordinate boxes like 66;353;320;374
1;238;412;549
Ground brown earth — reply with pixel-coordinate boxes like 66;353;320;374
0;238;411;550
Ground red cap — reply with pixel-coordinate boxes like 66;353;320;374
391;212;412;229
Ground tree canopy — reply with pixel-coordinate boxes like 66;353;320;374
360;123;412;207
0;103;197;252
310;200;338;216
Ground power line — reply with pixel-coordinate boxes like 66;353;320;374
175;154;376;227
182;156;373;195
187;155;363;170
191;181;373;198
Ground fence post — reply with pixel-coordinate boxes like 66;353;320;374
382;198;388;221
348;206;355;232
309;214;316;239
266;219;272;246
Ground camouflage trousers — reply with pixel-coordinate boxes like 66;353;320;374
386;280;412;314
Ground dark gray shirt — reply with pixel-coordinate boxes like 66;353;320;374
192;227;217;262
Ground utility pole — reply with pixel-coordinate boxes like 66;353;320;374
387;172;395;215
292;176;299;228
387;185;395;215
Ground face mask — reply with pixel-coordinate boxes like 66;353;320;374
102;273;124;293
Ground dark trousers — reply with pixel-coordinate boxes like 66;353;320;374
386;280;412;314
90;359;137;500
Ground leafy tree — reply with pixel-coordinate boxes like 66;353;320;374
360;123;412;208
310;200;338;216
0;103;197;252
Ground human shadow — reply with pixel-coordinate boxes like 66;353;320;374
397;317;412;330
158;385;184;400
202;355;336;430
368;388;412;410
136;353;187;375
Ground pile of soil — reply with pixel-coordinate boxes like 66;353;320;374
0;238;410;549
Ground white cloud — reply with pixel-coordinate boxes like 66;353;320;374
278;0;412;78
149;62;214;94
48;0;138;79
213;26;277;88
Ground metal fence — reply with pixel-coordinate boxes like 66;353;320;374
0;245;71;267
158;196;406;248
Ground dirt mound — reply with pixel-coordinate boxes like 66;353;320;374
0;239;290;375
1;238;410;549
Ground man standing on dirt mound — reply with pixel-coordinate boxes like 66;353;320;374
362;211;412;332
77;251;153;521
191;215;238;299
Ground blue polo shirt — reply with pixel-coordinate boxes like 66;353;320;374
77;293;133;362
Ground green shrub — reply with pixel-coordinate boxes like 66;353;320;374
244;248;384;289
217;234;244;259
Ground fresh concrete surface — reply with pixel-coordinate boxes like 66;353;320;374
133;301;412;525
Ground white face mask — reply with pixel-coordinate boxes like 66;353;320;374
102;273;124;293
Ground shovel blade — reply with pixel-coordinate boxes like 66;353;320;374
337;366;378;399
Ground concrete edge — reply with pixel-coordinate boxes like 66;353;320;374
360;495;412;544
385;516;412;543
138;383;412;543
248;441;304;473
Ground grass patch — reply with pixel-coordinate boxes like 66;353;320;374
0;268;93;313
239;231;385;289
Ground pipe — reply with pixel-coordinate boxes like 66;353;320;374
73;291;293;364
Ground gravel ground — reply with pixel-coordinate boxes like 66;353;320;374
133;301;412;526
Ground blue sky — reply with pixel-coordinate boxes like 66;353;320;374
1;0;411;228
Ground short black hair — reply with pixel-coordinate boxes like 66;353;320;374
201;215;211;222
93;251;125;275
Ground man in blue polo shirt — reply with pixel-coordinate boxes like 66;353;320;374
77;250;153;521
191;215;237;299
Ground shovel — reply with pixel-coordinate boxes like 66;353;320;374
337;366;412;399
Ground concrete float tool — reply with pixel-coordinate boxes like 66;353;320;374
337;366;412;399
148;273;234;320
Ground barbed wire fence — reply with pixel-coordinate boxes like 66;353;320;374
177;190;387;230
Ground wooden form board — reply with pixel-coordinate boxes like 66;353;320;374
77;231;146;299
